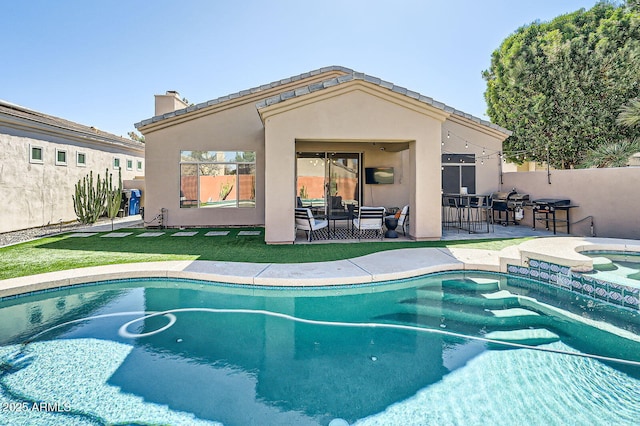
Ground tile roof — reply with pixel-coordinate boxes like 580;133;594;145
0;99;144;149
135;66;511;135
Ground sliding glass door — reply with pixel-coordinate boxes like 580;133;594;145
296;152;360;216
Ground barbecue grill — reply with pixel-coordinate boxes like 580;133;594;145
531;198;576;234
491;190;530;226
531;198;571;211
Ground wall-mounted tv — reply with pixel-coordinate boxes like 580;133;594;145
365;167;394;184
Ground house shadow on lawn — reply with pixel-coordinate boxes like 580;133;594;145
35;228;267;259
33;227;529;264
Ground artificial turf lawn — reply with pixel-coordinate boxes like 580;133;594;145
0;227;533;280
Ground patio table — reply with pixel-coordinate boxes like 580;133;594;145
314;212;352;239
442;193;492;234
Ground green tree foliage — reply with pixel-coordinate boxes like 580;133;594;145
581;138;640;167
617;97;640;127
483;2;640;169
128;131;145;143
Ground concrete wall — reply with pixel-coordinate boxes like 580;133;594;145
502;167;640;238
0;130;144;233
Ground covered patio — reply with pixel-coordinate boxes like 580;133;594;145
294;219;559;243
257;73;509;244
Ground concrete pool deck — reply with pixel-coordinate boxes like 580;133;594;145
2;225;640;298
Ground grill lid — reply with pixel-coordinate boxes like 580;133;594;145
491;190;529;201
491;191;513;200
509;193;530;201
532;198;570;207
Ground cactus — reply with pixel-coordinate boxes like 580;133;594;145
105;168;122;230
72;170;107;224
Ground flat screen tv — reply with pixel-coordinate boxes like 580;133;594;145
365;167;394;184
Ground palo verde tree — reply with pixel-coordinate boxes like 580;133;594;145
128;131;145;143
483;1;640;169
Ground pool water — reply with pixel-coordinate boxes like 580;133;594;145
585;251;640;286
1;273;640;425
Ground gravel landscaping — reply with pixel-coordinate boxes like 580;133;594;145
0;217;139;247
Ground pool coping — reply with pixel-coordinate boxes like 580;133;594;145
2;236;640;299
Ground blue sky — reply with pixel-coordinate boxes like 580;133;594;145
2;0;602;138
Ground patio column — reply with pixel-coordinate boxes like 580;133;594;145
264;121;296;244
410;128;443;240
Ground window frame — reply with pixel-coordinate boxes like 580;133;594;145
55;148;68;166
113;157;121;170
76;151;87;167
441;154;476;194
179;150;256;209
136;160;143;171
29;145;44;164
126;159;133;171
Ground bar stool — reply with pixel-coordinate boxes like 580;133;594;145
443;196;461;231
469;195;493;232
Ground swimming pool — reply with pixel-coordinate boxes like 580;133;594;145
1;272;639;425
584;251;640;286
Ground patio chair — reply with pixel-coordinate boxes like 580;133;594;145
329;195;344;215
396;205;409;236
385;205;409;236
296;197;312;208
353;206;385;240
295;208;328;241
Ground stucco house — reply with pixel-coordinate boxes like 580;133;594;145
0;100;145;234
135;66;510;244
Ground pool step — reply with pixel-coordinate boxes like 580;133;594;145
488;308;540;318
439;277;501;292
591;257;617;271
401;303;549;328
413;289;520;310
485;328;560;347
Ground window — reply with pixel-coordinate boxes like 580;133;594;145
136;160;143;171
55;149;67;166
29;145;43;164
113;157;120;170
126;159;133;170
77;152;86;166
442;154;476;194
180;150;256;208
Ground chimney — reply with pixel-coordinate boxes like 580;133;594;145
154;91;189;116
